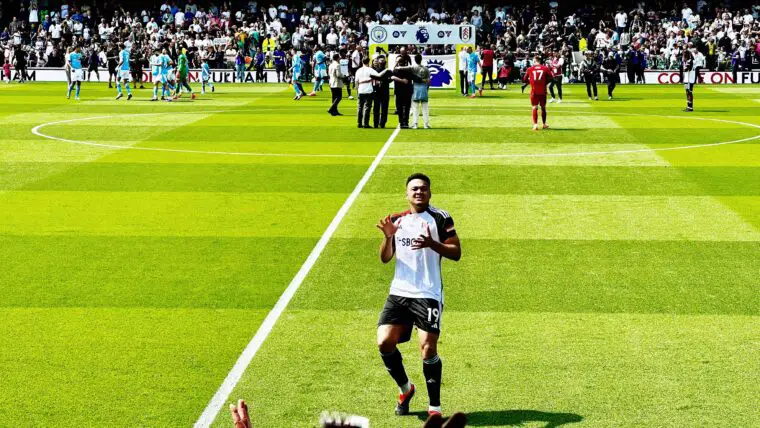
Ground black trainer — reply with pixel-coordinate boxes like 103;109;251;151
395;383;416;416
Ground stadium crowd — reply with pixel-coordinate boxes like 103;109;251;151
1;0;759;83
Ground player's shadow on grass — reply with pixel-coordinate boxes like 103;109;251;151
414;409;583;427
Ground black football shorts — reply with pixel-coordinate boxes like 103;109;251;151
378;295;442;342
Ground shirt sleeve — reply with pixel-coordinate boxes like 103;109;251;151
439;215;456;242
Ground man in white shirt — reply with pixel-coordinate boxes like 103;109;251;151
350;45;362;80
376;172;461;418
327;53;345;116
742;10;754;25
339;52;352;99
681;5;693;23
615;9;628;34
325;28;338;47
51;22;62;41
495;7;505;20
457;46;468;96
146;18;158;33
354;56;385;128
175;10;185;27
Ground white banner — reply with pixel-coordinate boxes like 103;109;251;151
388;54;457;88
20;67;760;86
12;68;281;83
368;24;475;46
618;70;760;84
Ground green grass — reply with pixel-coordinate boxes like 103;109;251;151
0;82;758;427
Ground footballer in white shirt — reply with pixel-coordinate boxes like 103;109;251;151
376;173;461;419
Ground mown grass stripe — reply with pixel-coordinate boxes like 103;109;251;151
0;191;349;237
365;165;760;196
210;309;759;427
291;238;760;315
334;194;760;241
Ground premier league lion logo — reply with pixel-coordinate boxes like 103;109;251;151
426;59;452;87
416;27;430;43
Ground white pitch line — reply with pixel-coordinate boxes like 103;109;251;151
31;112;760;159
386;133;760;158
30;111;379;159
193;126;401;428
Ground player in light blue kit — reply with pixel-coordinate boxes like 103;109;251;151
308;46;327;96
159;49;175;101
149;49;162;101
466;47;480;98
66;45;84;100
290;49;305;100
115;43;132;100
165;63;177;100
201;58;215;94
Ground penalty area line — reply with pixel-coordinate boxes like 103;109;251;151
193;125;402;428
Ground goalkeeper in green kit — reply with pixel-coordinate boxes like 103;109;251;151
175;48;196;100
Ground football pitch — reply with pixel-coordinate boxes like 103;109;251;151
0;82;758;427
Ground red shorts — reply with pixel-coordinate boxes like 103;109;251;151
530;93;547;107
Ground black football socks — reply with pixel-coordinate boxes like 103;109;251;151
423;354;442;407
381;348;410;392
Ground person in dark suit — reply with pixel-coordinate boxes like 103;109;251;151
393;53;414;128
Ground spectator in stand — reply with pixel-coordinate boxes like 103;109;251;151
0;0;757;89
614;9;627;36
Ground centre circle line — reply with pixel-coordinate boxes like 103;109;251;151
30;109;760;159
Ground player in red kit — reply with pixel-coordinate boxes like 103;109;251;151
522;55;554;131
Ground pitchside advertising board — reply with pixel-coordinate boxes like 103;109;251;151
14;68;760;85
367;24;475;89
387;54;457;89
618;70;760;84
11;68;281;83
368;24;475;46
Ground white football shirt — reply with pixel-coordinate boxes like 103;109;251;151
390;207;456;303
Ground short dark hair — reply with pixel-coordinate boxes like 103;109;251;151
406;173;430;186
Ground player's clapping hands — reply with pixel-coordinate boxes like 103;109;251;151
376;215;398;238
